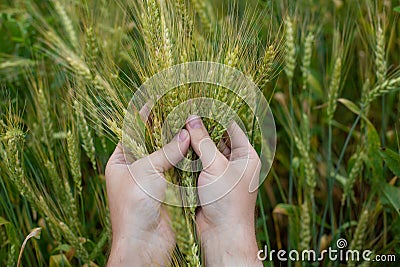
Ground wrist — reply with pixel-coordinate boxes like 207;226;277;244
108;236;144;266
108;230;173;266
201;225;262;267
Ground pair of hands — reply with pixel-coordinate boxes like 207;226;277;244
106;116;262;266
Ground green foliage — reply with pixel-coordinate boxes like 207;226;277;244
0;0;400;266
380;184;400;215
380;148;400;177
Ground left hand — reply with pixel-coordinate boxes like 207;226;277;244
106;130;190;266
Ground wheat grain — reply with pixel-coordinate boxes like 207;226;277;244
6;244;16;267
298;201;311;251
348;209;369;267
349;209;369;251
163;22;174;69
173;0;193;38
65;55;92;81
37;87;53;136
142;0;163;69
45;160;66;202
365;76;400;105
85;27;99;72
59;222;89;263
302;33;314;91
165;169;201;266
190;0;212;33
50;0;78;50
3;128;33;201
375;26;386;84
67;130;82;194
45;160;80;230
284;18;296;80
45;217;62;241
294;134;316;193
165;188;198;265
327;58;342;122
301;113;310;151
258;45;276;88
342;150;364;205
74;100;97;171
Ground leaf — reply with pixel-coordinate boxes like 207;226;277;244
51;244;71;255
366;122;383;182
394;6;400;13
380;184;400;215
0;216;17;245
0;216;10;227
379;147;400;177
49;254;72;267
331;171;347;187
337;98;375;127
273;203;299;216
338;98;361;116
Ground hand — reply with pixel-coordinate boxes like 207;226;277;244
185;116;262;266
106;130;190;266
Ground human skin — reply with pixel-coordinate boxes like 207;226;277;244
106;116;262;266
185;116;262;266
106;130;191;266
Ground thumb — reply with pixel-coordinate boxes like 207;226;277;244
185;115;227;171
106;143;126;166
127;130;190;202
146;129;191;172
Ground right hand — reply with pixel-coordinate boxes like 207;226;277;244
185;116;262;266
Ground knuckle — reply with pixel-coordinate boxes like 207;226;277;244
248;147;259;159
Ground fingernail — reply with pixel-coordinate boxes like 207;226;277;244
187;115;202;129
178;129;188;141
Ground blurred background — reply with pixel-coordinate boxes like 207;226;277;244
0;0;399;266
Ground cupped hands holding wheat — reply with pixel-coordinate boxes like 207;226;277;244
106;115;262;266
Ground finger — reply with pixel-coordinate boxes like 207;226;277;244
106;143;126;166
139;101;153;121
185;115;227;170
226;121;258;161
217;138;231;158
105;143;128;180
222;130;231;149
146;129;190;172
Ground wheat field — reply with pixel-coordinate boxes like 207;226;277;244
0;0;399;266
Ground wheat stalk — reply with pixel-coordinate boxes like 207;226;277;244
165;174;200;267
